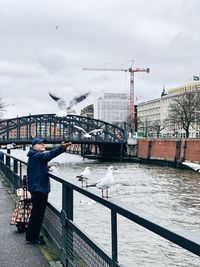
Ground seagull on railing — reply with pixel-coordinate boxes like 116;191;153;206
76;167;91;187
73;125;103;138
49;91;90;116
87;166;116;198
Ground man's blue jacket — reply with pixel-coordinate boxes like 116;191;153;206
27;146;66;195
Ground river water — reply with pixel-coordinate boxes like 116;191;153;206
10;150;200;267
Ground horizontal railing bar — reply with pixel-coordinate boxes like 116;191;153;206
2;152;27;165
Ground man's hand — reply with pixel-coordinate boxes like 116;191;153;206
61;142;72;149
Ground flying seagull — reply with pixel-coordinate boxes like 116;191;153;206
73;125;103;138
76;167;91;187
49;91;90;116
87;166;116;198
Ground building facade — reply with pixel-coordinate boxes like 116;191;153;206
93;92;129;127
80;104;94;118
137;82;200;138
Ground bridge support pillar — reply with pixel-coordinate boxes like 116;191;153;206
80;144;85;158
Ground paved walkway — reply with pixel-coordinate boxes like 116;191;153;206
0;179;49;267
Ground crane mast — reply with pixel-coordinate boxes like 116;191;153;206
83;66;150;134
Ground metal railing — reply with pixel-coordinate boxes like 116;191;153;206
0;151;200;267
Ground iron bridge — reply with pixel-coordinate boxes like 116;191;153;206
0;114;126;145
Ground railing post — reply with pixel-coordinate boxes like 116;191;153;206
111;210;118;266
60;184;74;267
13;159;19;188
19;162;22;179
13;159;18;174
6;152;10;167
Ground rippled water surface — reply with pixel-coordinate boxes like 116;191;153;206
11;150;200;266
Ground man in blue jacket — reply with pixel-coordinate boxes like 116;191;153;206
26;138;72;245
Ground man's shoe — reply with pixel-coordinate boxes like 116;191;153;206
37;238;46;245
38;236;45;244
26;237;46;245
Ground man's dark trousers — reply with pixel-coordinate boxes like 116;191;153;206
26;192;48;242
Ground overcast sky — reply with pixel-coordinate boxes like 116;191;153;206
0;0;200;118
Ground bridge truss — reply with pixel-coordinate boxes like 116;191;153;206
0;114;126;145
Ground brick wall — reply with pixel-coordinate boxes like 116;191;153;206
184;140;200;163
137;140;150;158
137;139;200;163
150;140;176;161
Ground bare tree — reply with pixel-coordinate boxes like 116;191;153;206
150;121;166;138
168;90;200;138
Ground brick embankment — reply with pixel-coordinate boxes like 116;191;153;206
137;139;200;164
0;178;49;267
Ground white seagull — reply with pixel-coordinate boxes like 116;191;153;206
74;125;103;138
49;91;90;116
76;167;91;187
87;166;116;198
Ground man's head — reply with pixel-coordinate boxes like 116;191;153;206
32;138;46;152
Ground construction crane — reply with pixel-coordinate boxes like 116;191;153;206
83;65;150;133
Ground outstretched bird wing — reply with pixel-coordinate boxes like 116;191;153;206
74;125;87;134
88;129;103;135
69;91;90;110
49;92;67;110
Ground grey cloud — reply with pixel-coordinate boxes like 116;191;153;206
37;52;68;75
0;0;200;118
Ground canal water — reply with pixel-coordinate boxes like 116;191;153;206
10;150;200;267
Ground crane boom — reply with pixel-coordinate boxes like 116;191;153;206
83;65;150;134
83;67;150;73
83;67;127;72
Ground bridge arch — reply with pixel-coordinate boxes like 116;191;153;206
0;114;126;145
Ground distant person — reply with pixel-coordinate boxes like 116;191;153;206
26;138;72;245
